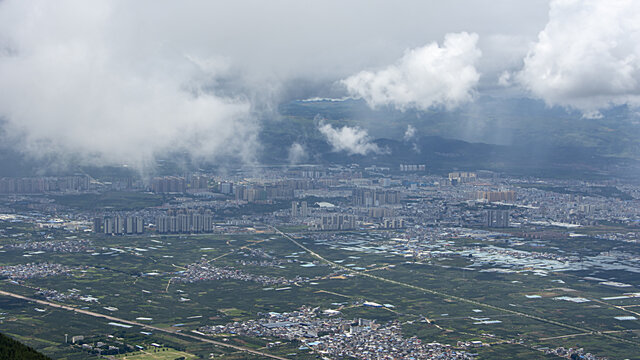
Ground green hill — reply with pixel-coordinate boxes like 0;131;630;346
0;332;52;360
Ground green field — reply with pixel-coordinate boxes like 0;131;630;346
1;223;640;359
115;347;196;360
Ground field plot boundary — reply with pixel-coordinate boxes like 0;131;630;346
0;289;289;360
273;227;640;347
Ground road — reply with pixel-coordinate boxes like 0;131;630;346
0;289;288;360
272;226;640;347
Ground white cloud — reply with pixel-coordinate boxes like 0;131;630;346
287;142;307;164
581;110;604;120
404;125;417;141
515;0;640;115
498;71;512;87
0;1;256;169
342;32;481;111
0;0;559;169
318;122;382;155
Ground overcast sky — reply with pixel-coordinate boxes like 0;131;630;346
1;0;639;167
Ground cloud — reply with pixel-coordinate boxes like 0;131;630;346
287;142;307;164
0;1;257;170
515;0;640;115
342;32;481;111
498;71;512;87
403;125;417;141
318;122;382;155
0;0;558;169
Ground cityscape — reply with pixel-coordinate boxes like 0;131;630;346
1;165;640;359
1;1;640;360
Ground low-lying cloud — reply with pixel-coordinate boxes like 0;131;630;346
287;142;308;164
404;125;417;141
318;122;382;156
0;1;257;170
515;0;640;117
342;32;481;111
3;0;633;172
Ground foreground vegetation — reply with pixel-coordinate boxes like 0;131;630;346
0;332;52;360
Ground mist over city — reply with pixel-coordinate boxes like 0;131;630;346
1;1;640;360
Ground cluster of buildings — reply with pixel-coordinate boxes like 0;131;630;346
542;347;604;360
0;175;90;194
291;201;309;218
309;320;472;360
217;182;294;203
448;172;477;184
151;175;210;193
381;218;405;229
201;306;344;340
476;190;516;203
7;239;94;253
71;337;136;356
352;189;400;207
234;184;294;202
4;166;638;240
398;164;426;172
486;209;509;228
3;164;640;360
367;208;395;219
0;262;73;279
311;214;357;231
173;260;307;286
200;306;472;360
155;211;214;234
151;176;187;193
95;216;144;235
35;288;97;303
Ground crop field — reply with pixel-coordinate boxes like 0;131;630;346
2;224;640;359
114;347;197;359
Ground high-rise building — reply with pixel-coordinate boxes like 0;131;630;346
313;214;356;230
486;210;509;228
382;218;404;229
155;211;214;234
103;218;114;234
291;201;309;218
399;164;426;172
124;216;144;234
177;214;189;233
578;204;594;214
0;175;90;194
203;214;213;232
114;216;125;234
353;189;399;207
151;176;186;193
368;208;394;219
449;172;477;184
93;218;102;233
157;216;169;233
189;175;209;190
476;191;516;203
101;215;144;235
220;182;233;194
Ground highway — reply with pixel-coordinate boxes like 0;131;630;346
0;289;288;360
272;226;640;347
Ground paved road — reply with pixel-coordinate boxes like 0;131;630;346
272;227;640;347
0;289;288;360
